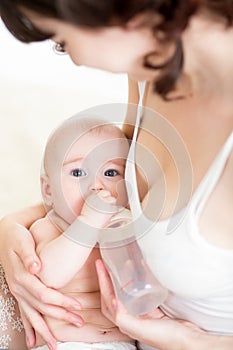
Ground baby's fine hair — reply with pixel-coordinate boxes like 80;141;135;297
42;116;127;175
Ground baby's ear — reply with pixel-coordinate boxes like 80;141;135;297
40;174;53;206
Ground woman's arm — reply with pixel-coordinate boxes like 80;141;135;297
0;205;85;349
4;203;46;226
96;259;233;350
0;204;45;286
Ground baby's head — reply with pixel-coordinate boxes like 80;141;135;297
41;116;130;223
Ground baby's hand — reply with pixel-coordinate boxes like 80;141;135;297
80;190;119;228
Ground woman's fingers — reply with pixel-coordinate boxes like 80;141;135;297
19;297;84;348
19;297;84;349
95;259;115;298
140;307;166;319
17;286;84;326
95;259;143;338
95;259;116;320
19;308;36;349
0;216;41;275
10;258;84;327
23;277;82;310
95;258;199;349
13;223;42;273
10;253;82;310
20;301;57;350
95;258;129;325
36;303;84;327
7;255;84;335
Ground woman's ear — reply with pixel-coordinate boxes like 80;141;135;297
41;174;53;206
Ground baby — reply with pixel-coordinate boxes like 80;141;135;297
29;116;136;349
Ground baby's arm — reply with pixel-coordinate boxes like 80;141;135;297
30;216;94;289
32;190;118;289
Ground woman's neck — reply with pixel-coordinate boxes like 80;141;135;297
182;13;233;105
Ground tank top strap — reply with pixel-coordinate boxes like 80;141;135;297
138;81;146;106
125;81;146;218
192;132;233;217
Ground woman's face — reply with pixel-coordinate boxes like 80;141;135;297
26;11;174;81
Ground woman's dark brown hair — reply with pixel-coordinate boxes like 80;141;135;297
0;0;232;98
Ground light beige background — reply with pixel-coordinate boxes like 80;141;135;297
0;21;127;217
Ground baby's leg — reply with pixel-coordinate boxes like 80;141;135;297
0;263;27;349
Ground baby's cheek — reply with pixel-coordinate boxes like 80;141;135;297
115;180;128;207
75;198;86;216
64;191;84;216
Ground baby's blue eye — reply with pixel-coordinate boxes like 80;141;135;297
71;169;87;177
104;169;119;177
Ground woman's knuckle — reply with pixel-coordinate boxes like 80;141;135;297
38;289;48;303
8;281;20;295
12;272;21;285
36;303;44;314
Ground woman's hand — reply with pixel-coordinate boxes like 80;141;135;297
95;259;233;350
0;215;83;350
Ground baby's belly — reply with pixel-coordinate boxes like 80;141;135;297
36;311;131;346
35;292;131;346
35;250;132;346
42;315;130;344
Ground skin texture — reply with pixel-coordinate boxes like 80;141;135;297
0;4;233;350
22;8;175;81
95;259;233;350
29;122;132;347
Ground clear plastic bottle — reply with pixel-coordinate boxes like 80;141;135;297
99;210;168;315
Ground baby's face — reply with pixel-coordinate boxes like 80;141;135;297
49;129;129;223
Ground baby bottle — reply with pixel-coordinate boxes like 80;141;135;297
99;209;168;316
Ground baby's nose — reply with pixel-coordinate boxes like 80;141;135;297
90;177;104;191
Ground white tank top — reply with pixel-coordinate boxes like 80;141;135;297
125;83;233;338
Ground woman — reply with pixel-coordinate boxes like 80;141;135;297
0;0;233;349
